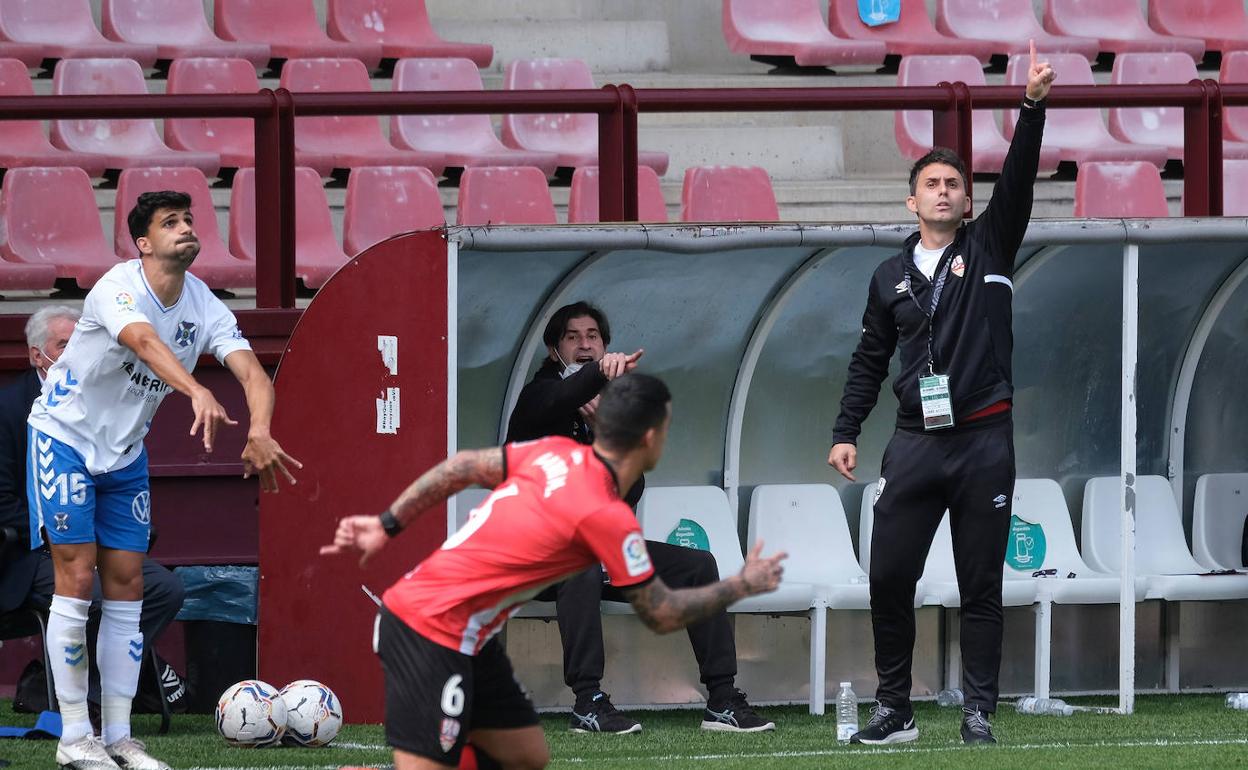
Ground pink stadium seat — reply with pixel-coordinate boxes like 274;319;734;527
1002;53;1167;168
1043;0;1205;59
0;42;44;68
280;57;447;177
501;58;669;175
50;58;221;176
114;168;255;289
826;0;997;64
567;166;668;224
1224;159;1248;215
456;167;556;226
1149;0;1248;57
935;0;1099;61
0;58;109;176
0;167;119;288
1073;161;1169;217
165;58;258;169
1221;51;1248;144
681;165;780;223
102;0;270;67
327;0;493;68
390;58;558;176
230;167;348;290
0;0;157;67
343;166;444;255
895;55;1060;174
721;0;887;68
214;0;382;69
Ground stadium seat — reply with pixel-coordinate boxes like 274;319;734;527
389;58;558;176
230;167;349;290
1074;161;1169;217
1002;53;1167;168
1224;159;1248;216
721;0;887;68
326;0;493;68
936;0;1099;61
0;42;44;68
114;167;255;289
1148;0;1248;58
895;55;1061;175
680;165;780;222
279;58;447;177
102;0;270;67
343;166;444;256
1192;473;1248;571
0;167;117;289
0;0;158;67
0;58;109;176
50;58;221;176
826;0;997;64
501;58;669;175
455;166;556;226
164;58;258;169
567;166;668;224
1043;0;1205;60
214;0;382;69
1222;52;1248;144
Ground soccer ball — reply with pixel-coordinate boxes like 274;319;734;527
215;680;287;747
279;679;344;747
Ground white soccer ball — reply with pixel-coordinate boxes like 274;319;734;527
215;679;287;747
279;679;344;747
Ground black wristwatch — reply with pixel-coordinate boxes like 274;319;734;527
1022;95;1046;110
379;509;403;538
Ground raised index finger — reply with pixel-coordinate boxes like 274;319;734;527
1029;38;1036;70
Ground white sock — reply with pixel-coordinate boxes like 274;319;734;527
97;599;143;746
48;595;92;744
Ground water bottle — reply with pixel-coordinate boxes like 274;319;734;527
835;682;859;742
936;688;964;707
1014;696;1074;716
1227;693;1248;710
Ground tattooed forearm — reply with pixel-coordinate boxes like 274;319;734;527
390;448;506;527
623;576;748;635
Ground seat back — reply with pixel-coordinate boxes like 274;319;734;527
103;0;216;42
1043;0;1153;37
280;57;386;150
50;58;163;154
680;165;779;222
0;0;105;44
1149;0;1248;38
327;0;434;43
113;167;230;259
1222;52;1248;143
1082;475;1206;575
0;56;48;146
723;0;833;47
1192;473;1248;571
828;0;943;39
747;484;866;584
501;58;597;155
456;166;555;225
1224;159;1248;216
390;57;498;152
215;0;324;42
1108;52;1197;148
1074;161;1169;217
568;166;668;223
1003;52;1104;141
0;166;114;273
165;58;257;158
937;0;1042;39
344;166;444;255
637;486;745;574
859;481;953;581
1009;479;1097;576
230;167;342;262
895;55;997;159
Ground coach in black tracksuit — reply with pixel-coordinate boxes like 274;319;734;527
828;46;1055;747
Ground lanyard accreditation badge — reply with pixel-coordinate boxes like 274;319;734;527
906;253;955;430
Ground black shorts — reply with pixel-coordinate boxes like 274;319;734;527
374;608;539;764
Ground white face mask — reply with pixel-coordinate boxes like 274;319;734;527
36;345;58;378
556;351;584;379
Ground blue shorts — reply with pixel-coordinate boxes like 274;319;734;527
27;427;151;553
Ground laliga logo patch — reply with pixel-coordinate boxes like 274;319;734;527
622;531;652;577
950;255;966;278
115;291;137;311
174;321;198;348
439;718;461;752
131;490;151;524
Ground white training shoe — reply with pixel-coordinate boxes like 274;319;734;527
105;737;170;770
56;734;121;770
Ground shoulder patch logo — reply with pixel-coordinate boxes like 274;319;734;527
115;291;137;311
950;255;965;278
894;279;909;294
622;531;652;577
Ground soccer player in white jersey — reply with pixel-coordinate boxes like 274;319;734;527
26;191;301;770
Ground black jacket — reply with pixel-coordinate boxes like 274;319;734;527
832;105;1045;444
0;368;44;613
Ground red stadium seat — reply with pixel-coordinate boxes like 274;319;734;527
681;165;780;223
390;58;558;176
214;0;382;69
114;168;255;289
826;0;997;64
327;0;493;68
567;166;668;224
1074;161;1169;217
102;0;270;67
935;0;1099;62
0;58;109;176
343;166;444;256
895;55;1060;174
1002;53;1167;168
1149;0;1248;58
165;58;258;169
0;42;44;68
230;167;348;290
456;167;556;226
50;58;221;176
501;58;669;175
1224;159;1248;216
721;0;887;68
280;57;447;177
0;167;118;288
0;0;158;67
1043;0;1204;59
1221;51;1248;144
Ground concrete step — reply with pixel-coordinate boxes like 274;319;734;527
435;19;671;74
424;0;580;21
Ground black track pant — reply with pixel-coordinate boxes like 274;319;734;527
868;416;1015;713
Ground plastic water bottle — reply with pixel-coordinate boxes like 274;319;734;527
936;688;964;707
1227;693;1248;710
836;682;859;742
1014;696;1074;716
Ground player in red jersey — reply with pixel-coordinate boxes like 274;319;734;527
321;374;786;770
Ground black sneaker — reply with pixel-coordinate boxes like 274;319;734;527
849;703;919;745
960;706;996;744
569;692;642;734
701;689;775;732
